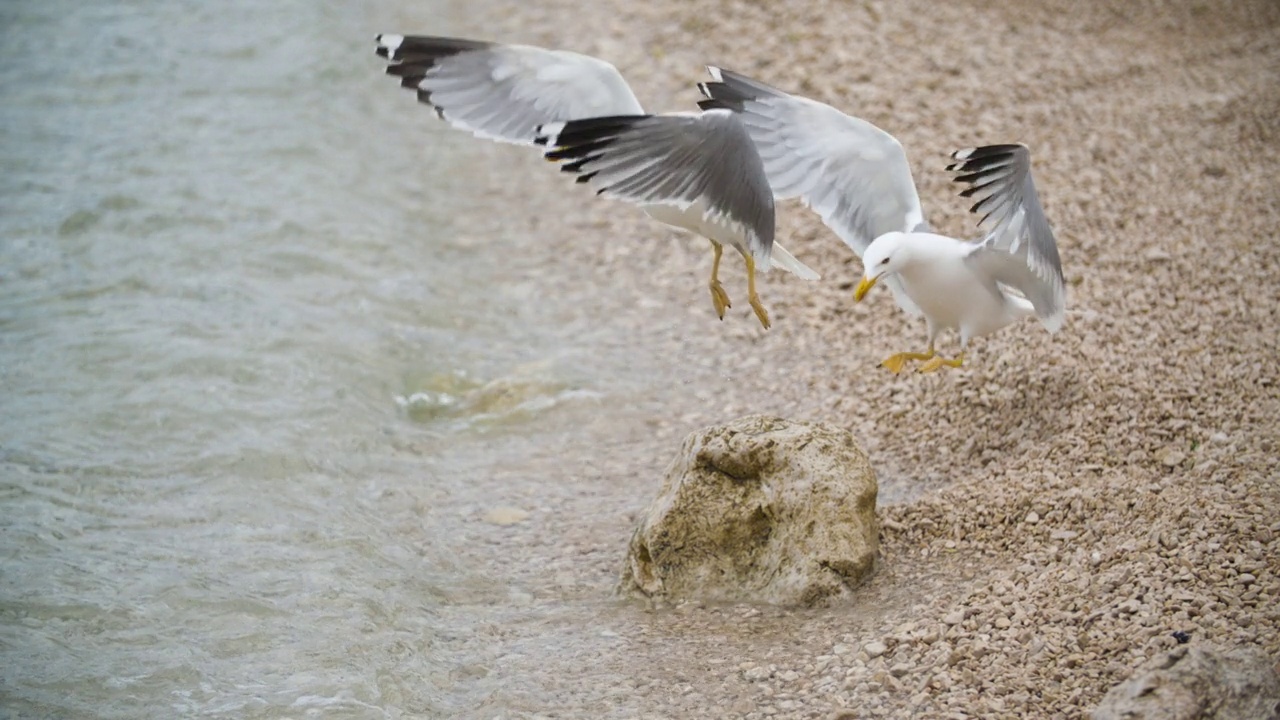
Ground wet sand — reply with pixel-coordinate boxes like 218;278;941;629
429;0;1280;716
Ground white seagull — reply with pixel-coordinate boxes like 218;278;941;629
699;68;1066;371
374;35;819;329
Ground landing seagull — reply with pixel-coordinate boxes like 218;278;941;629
699;68;1066;371
374;35;819;329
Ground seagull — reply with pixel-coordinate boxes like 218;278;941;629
699;68;1065;371
374;35;819;329
535;112;784;328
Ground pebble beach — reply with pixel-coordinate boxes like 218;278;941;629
420;0;1280;716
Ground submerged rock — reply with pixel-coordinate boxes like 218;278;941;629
620;415;878;606
1092;644;1280;720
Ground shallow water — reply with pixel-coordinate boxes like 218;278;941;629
0;1;673;716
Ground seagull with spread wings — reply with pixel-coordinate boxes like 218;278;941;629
374;35;819;329
699;68;1066;372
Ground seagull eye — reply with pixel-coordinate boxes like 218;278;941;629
880;258;890;265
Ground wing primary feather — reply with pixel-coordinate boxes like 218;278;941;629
375;35;644;145
693;67;926;258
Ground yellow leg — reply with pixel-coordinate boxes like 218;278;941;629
919;351;966;373
880;349;935;375
708;242;732;320
744;255;771;330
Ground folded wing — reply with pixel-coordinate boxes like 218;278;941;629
376;34;644;145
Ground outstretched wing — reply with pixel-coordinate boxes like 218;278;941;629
698;67;924;311
376;34;644;145
953;144;1066;332
697;67;927;256
536;111;776;267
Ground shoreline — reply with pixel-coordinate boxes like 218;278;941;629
431;0;1280;716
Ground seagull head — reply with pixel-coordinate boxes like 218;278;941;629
854;232;906;302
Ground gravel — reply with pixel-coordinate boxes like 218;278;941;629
429;0;1280;716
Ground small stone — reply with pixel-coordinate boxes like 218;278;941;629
832;643;854;656
483;507;530;525
1157;448;1187;468
1025;511;1040;524
865;640;888;658
889;663;912;678
1238;573;1257;585
994;616;1012;629
943;610;965;626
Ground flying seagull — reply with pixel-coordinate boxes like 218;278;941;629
374;35;818;328
535;112;784;328
698;68;1065;371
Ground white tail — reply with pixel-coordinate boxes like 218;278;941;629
769;242;820;280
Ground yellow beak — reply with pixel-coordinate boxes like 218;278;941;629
854;276;878;302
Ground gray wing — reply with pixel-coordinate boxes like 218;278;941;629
952;144;1066;332
697;67;925;312
536;110;775;264
376;34;644;145
697;67;927;255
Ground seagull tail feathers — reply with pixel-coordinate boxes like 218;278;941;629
769;242;820;280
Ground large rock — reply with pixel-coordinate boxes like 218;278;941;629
1092;644;1280;720
620;415;878;606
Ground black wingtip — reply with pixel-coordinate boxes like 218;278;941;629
559;155;600;173
950;144;1022;164
697;98;737;112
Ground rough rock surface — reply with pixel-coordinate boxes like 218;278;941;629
1092;644;1280;720
621;415;878;606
